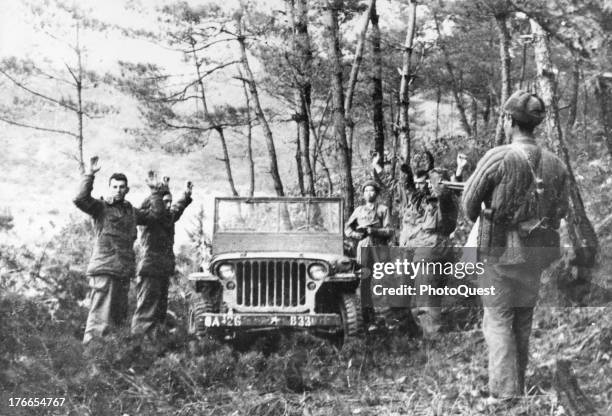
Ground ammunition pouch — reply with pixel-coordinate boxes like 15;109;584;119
517;217;561;268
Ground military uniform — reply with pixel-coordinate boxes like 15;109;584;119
131;192;192;336
74;174;165;343
462;90;569;398
374;166;459;336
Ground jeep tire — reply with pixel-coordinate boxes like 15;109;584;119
338;293;363;344
188;297;215;337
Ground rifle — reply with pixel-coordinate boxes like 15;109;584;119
440;180;465;191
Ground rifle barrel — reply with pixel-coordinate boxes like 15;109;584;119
441;180;465;191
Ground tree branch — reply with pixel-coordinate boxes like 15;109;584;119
163;60;240;101
0;69;79;113
0;115;78;137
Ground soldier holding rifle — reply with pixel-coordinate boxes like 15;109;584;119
462;90;569;402
344;179;394;261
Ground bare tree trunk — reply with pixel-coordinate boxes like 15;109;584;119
433;13;473;138
306;95;334;195
398;0;417;161
0;21;87;174
471;96;478;138
325;0;354;214
191;43;239;197
247;121;255;197
370;0;385;159
519;41;528;89
236;12;284;196
494;13;511;146
531;20;598;259
566;58;580;130
295;124;306;195
388;94;400;212
595;75;612;157
390;94;399;176
435;88;441;140
292;0;315;195
74;23;85;174
345;0;375;157
217;127;240;197
239;74;256;197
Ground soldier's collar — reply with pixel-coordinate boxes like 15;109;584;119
512;136;537;145
103;196;125;205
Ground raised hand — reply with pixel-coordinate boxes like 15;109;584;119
371;152;382;168
145;170;158;188
145;170;168;193
185;181;193;196
457;152;468;171
89;156;101;175
399;156;410;174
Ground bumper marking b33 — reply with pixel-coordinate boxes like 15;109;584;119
200;313;341;328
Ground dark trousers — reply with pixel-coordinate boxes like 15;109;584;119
131;275;170;336
481;262;541;397
83;275;130;343
411;242;453;338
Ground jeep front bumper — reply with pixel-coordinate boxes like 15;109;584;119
195;313;341;329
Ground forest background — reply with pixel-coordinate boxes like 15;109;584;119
0;0;611;415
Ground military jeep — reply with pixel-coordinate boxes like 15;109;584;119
188;197;362;343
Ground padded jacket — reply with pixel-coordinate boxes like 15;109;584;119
73;174;165;279
137;192;192;278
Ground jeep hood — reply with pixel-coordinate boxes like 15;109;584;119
210;251;354;273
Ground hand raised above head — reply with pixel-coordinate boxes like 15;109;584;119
89;156;101;175
145;170;169;192
371;152;382;167
457;152;468;170
185;181;193;195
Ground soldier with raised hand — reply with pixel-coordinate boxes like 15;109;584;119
131;177;193;338
462;90;569;402
372;151;462;338
74;157;169;344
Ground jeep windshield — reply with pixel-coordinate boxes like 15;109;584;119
215;198;341;234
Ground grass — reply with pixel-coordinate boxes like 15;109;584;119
0;286;609;416
1;194;611;416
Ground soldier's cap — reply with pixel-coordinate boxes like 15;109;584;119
361;180;380;193
503;90;546;127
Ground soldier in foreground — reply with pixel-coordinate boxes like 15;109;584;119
131;178;193;338
74;157;168;344
462;90;568;401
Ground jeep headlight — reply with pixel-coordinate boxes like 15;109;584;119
308;263;328;280
218;264;235;279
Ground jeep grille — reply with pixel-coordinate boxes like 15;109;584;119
234;260;309;311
